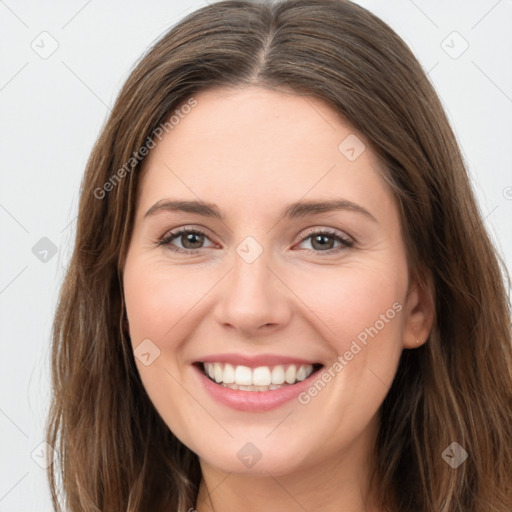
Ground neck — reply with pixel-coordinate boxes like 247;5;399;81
194;415;381;512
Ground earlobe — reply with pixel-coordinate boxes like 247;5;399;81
402;276;435;349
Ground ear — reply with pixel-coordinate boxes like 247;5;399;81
402;274;435;349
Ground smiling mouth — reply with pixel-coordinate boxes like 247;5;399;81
195;362;324;391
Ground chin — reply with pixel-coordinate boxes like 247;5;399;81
191;435;315;477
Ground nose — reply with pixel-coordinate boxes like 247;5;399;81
213;247;292;336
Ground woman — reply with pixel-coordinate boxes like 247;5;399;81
46;0;512;511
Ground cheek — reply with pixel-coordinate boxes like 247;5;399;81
292;264;406;405
123;258;214;342
285;266;405;446
122;258;205;435
294;264;405;347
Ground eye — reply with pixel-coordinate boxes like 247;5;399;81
156;226;354;255
157;227;214;254
296;228;354;254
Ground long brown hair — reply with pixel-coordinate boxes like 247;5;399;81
46;0;512;510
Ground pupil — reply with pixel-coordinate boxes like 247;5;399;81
184;233;203;248
313;234;332;250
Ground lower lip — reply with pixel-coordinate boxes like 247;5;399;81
193;364;322;412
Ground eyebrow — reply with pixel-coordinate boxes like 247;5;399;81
144;198;377;222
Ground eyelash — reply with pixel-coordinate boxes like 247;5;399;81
156;226;354;255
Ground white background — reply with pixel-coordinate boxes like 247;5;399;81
1;1;511;510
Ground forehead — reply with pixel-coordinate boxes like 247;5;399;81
135;86;395;223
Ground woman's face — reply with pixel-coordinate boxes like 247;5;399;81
123;86;430;477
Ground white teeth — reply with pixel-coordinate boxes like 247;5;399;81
223;363;235;384
252;366;272;386
234;365;252;386
202;362;315;388
271;365;285;384
296;365;307;381
214;362;223;383
285;365;297;384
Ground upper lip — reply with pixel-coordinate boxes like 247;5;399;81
195;353;322;368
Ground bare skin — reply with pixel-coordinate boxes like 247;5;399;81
122;86;433;512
